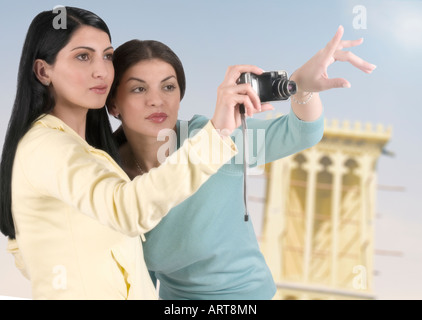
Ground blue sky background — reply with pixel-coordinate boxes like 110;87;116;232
0;0;421;299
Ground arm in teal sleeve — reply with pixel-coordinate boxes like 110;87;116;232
233;108;324;167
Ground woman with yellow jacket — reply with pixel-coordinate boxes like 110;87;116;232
0;7;267;299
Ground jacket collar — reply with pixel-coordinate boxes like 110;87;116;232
35;114;88;145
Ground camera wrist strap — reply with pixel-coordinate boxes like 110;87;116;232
239;104;249;222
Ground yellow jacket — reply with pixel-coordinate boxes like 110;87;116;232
7;114;237;300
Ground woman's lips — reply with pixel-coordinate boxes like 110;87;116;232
90;85;108;95
146;113;168;123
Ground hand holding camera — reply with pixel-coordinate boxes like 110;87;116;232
211;65;275;136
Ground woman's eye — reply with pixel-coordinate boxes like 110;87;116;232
104;53;114;61
133;87;146;93
164;84;176;91
76;53;89;61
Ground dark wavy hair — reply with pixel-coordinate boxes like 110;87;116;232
0;7;120;239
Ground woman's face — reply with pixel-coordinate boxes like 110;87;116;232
112;58;181;138
48;26;114;112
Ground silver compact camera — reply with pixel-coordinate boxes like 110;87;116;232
237;70;297;103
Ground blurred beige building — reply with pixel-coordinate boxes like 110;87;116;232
259;117;392;300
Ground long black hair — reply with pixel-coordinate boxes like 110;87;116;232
0;7;120;239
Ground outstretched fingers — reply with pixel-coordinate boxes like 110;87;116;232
334;50;376;74
321;77;351;91
325;25;345;56
339;38;364;50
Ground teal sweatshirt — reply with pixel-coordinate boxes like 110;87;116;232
143;109;324;300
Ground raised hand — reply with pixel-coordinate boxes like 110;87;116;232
290;25;376;93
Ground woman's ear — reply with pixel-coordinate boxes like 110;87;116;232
107;100;121;120
33;59;52;86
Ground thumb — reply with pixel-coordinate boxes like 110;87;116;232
322;78;351;91
260;103;275;112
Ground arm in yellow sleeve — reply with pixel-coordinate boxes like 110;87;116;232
16;120;237;236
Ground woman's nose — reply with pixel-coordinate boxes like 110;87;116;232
92;59;110;80
145;89;163;107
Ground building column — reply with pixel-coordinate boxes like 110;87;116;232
327;152;348;287
355;153;375;292
302;148;322;284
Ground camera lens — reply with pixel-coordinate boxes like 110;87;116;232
274;79;297;99
287;82;297;94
